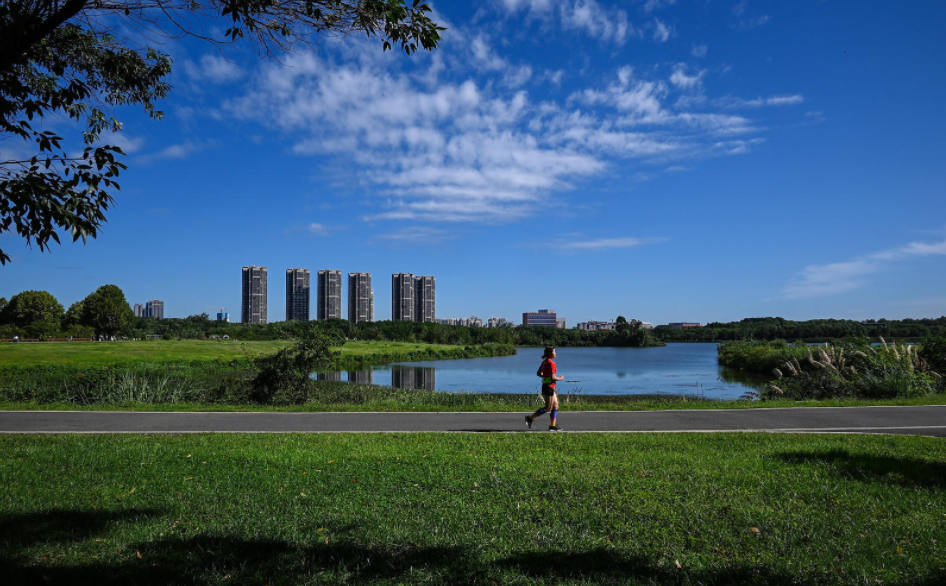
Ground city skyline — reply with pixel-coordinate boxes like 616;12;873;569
2;2;944;325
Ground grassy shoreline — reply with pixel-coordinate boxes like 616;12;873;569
1;433;943;585
2;389;945;412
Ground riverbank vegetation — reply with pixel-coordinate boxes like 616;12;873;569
0;337;515;407
719;338;946;401
657;316;946;342
2;433;943;585
1;285;663;347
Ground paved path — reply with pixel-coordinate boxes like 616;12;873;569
1;406;945;436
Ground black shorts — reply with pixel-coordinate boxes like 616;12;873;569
541;384;556;397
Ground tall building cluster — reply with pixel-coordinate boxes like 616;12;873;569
391;273;436;323
239;267;438;324
133;300;164;319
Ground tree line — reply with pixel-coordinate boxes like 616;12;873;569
654;316;946;342
0;286;663;348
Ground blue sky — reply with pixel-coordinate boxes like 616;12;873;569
2;0;945;325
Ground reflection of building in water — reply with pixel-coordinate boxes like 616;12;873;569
348;370;374;385
391;366;435;390
317;371;342;382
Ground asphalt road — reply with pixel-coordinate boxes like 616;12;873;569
0;406;945;436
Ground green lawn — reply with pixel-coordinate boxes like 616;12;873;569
0;339;461;367
1;433;943;585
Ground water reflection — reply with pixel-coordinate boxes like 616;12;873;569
347;370;374;385
315;344;770;399
392;366;436;390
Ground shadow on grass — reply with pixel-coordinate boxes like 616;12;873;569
3;510;943;585
775;449;946;489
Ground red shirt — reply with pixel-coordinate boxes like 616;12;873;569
539;359;557;389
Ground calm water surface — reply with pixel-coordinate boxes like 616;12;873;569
322;343;767;399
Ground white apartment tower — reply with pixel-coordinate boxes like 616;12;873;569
317;269;343;320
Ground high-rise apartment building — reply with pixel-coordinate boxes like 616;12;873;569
242;266;268;324
317;269;342;320
134;303;144;318
414;275;435;322
285;268;310;321
145;300;164;319
392;273;415;321
347;272;374;323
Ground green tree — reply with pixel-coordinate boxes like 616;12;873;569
63;300;84;326
0;1;444;265
3;290;64;337
615;316;627;324
80;284;133;335
252;324;342;404
0;297;8;316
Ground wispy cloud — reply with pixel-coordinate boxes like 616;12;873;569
562;236;667;250
374;226;458;244
183;55;242;84
784;237;946;299
225;30;796;224
717;94;804;109
137;140;215;164
652;19;672;42
497;0;633;45
643;0;676;13
691;44;708;58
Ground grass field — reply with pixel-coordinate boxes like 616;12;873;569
1;433;943;585
0;340;462;367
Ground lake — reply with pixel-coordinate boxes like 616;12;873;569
320;343;769;399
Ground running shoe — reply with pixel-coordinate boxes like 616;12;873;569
524;415;533;429
548;425;562;432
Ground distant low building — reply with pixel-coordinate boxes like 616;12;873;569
669;322;701;329
487;317;511;328
522;309;563;328
577;321;615;331
435;316;483;327
640;322;654;330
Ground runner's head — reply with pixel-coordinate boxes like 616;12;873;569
543;346;556;359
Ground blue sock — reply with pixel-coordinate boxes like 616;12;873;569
551;409;558;426
531;408;547;420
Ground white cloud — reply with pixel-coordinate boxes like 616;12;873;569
643;0;676;13
653;19;672;42
308;223;330;236
497;0;633;45
137;140;214;164
183;55;242;84
100;133;143;154
374;226;458;243
669;65;704;90
718;94;805;109
562;236;666;250
784;237;946;298
734;15;771;30
784;260;879;299
561;0;631;45
692;44;708;58
224;36;790;225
